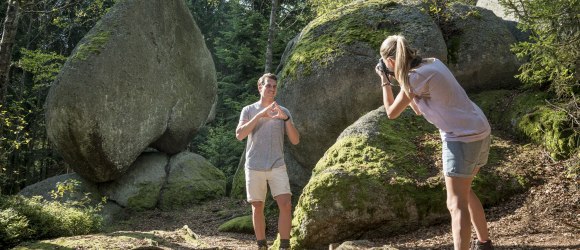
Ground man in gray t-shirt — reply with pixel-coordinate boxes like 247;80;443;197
236;73;299;250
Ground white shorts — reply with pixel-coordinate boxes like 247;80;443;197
245;165;292;202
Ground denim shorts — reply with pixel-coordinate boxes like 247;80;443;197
442;136;491;178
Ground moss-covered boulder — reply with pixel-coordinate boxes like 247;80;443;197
159;152;226;210
472;90;579;158
290;106;532;249
445;3;521;91
45;0;217;182
217;215;254;234
277;0;447;171
98;152;168;211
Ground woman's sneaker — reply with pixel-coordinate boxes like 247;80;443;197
257;239;268;250
471;239;494;250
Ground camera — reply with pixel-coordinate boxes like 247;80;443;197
377;58;394;76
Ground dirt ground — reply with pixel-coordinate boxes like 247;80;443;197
102;153;578;250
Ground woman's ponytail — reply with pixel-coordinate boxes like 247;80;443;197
394;36;412;97
380;35;417;97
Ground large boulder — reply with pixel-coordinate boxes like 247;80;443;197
158;152;226;210
18;173;101;204
98;152;168;211
45;0;217;182
476;0;529;42
445;3;521;91
290;106;532;249
277;0;447;170
476;0;517;21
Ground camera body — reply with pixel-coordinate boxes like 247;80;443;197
378;58;394;76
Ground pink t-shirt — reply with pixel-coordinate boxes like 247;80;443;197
409;58;490;142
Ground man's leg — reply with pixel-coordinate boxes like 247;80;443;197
269;166;292;249
275;193;292;239
445;176;474;250
246;168;268;248
251;201;267;241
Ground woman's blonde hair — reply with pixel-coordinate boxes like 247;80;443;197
380;35;418;97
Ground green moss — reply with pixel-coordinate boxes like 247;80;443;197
71;30;111;61
518;106;575;158
217;215;253;234
472;90;579;158
126;183;160;211
280;0;401;82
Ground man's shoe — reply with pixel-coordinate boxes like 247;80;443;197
471;239;494;250
257;239;268;250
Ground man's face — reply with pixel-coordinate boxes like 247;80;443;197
259;78;277;98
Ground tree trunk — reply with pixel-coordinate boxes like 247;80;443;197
0;0;20;104
264;0;278;73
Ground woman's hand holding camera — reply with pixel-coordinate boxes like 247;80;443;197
376;58;396;87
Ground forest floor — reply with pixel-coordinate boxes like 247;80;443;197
15;137;579;250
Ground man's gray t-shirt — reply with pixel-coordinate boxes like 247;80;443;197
239;102;292;171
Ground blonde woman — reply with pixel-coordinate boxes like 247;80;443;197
375;35;494;250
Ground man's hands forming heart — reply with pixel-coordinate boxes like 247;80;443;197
262;102;288;120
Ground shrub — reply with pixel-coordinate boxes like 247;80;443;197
0;208;33;249
499;0;579;98
0;194;103;248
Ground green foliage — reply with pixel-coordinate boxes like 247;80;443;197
0;208;33;249
50;179;106;210
197;124;244;179
499;0;579;98
0;194;103;248
1;48;66;194
0;179;105;247
0;102;33;194
1;0;113;194
18;49;67;89
51;0;114;30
